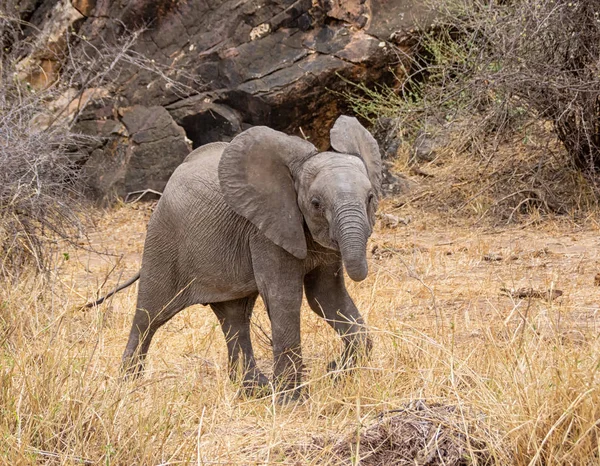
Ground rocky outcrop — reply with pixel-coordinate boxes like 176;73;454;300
16;0;432;201
79;105;191;199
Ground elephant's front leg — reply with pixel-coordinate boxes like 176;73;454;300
251;241;305;402
304;261;372;374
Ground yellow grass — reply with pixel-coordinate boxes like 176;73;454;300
2;199;600;464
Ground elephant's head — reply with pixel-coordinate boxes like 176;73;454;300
218;116;382;282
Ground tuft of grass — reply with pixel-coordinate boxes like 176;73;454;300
1;205;600;464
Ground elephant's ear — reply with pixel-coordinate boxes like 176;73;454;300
218;126;318;260
330;116;382;195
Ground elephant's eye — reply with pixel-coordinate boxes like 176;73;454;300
311;198;322;210
367;193;375;204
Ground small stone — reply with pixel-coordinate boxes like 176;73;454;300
412;128;450;163
250;23;271;41
410;166;433;177
378;213;411;229
380;213;400;228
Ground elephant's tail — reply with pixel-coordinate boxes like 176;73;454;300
85;272;141;308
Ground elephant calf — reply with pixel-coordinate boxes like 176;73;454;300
103;116;382;401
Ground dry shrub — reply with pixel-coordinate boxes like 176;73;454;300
387;119;597;225
346;0;600;223
0;9;203;277
420;0;600;175
0;16;86;276
462;0;600;173
331;401;496;465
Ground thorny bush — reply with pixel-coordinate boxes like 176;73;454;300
349;0;600;175
0;16;85;277
0;9;203;277
458;0;600;173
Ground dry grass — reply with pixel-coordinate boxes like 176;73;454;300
2;191;600;465
386;118;600;227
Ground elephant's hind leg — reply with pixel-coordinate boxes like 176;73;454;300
210;294;269;394
122;278;191;378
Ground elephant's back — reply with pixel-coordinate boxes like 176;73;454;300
158;146;240;234
169;147;222;193
182;141;229;164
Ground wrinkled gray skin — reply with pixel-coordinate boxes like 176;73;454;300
123;116;381;401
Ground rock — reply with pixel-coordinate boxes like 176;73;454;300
18;0;434;200
82;106;190;202
73;0;432;151
378;213;411;229
167;98;243;147
367;0;433;40
381;161;417;196
412;127;450;163
16;0;85;89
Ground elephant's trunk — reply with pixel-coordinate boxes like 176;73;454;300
334;205;370;282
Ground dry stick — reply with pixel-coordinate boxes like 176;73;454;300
252;317;273;349
196;406;206;466
475;189;538;225
45;30;142;131
558;416;600;463
506;197;537;224
392;190;433;209
159;462;301;466
518;295;533;352
455;178;501;213
80;290;115;384
88;256;125;306
24;448;94;465
125;189;163;203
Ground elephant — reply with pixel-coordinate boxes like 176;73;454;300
93;115;382;401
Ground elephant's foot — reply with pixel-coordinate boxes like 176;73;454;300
327;339;372;380
120;356;146;381
326;356;359;382
275;386;305;405
272;373;305;405
240;369;271;397
231;364;270;397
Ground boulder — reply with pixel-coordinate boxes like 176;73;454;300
80;105;190;202
412;123;451;164
18;0;433;200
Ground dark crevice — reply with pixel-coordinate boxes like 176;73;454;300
180;111;239;149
